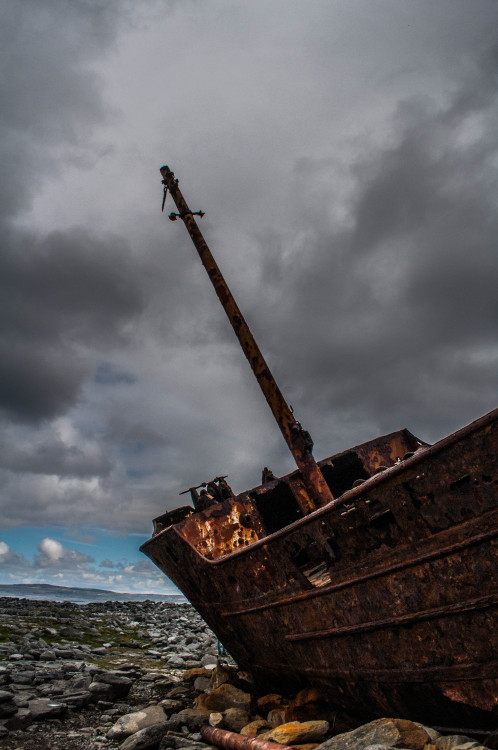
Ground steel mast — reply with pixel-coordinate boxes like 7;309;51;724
160;166;334;510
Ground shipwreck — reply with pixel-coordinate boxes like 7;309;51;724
141;167;497;734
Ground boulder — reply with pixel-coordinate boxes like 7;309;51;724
98;671;133;693
28;697;68;721
168;655;186;669
89;671;132;699
89;681;115;700
194;683;253;713
108;705;167;739
210;665;238;690
261;720;330;745
201;654;218;667
316;718;431;750
194;676;211;692
223;707;252;732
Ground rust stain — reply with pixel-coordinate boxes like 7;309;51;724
145;168;498;732
142;409;498;730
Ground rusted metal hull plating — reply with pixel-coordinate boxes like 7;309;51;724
141;408;498;731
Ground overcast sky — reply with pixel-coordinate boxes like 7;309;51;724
1;0;497;594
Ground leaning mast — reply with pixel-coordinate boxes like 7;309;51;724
160;166;334;510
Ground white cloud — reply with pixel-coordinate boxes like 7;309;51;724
0;542;9;555
39;537;64;561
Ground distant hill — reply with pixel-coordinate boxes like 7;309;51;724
0;583;186;604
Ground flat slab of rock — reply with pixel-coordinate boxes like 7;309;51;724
7;697;67;729
316;718;431;750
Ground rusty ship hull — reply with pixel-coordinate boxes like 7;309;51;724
143;167;497;732
141;408;498;730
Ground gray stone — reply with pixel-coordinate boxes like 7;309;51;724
11;670;35;685
71;674;92;690
0;690;14;704
223;708;251;732
0;667;12;686
98;670;133;687
201;654;218;667
61;690;92;708
89;681;115;699
120;721;171;749
28;698;68;721
6;697;67;728
193;676;211;692
0;702;17;719
6;707;32;729
168;655;186;669
107;705;167;739
60;627;80;638
14;692;36;705
316;718;431;750
421;726;441;742
39;649;56;661
172;708;212;731
435;737;481;750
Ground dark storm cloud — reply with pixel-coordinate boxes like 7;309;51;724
0;1;145;424
251;43;498;448
1;0;497;552
94;362;136;386
0;227;143;423
0;432;111;479
0;0;121;219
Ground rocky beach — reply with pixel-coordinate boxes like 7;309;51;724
0;597;494;750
